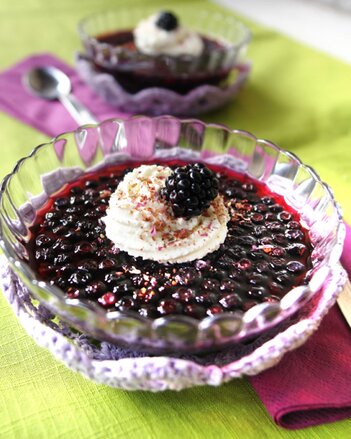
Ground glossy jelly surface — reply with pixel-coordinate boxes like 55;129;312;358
26;161;313;320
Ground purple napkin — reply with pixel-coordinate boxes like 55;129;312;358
248;225;351;429
0;53;128;137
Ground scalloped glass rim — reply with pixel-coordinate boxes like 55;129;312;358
0;116;345;353
77;6;251;74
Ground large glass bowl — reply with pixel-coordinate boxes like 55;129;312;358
0;116;345;353
77;6;251;93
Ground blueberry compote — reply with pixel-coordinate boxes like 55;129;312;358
26;161;313;320
92;31;230;94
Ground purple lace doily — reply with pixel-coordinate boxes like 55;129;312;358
0;257;346;391
75;55;251;116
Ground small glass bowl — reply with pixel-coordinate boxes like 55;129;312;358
0;116;345;354
77;6;251;94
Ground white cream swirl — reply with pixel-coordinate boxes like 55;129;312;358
133;13;204;57
102;165;229;264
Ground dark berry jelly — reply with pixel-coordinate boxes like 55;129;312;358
26;160;313;319
93;31;231;94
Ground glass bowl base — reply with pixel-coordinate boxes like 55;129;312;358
1;258;346;391
76;55;251;116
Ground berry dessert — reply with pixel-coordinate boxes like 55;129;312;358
26;161;313;321
84;10;245;94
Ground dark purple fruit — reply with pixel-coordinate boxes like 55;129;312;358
27;162;312;320
161;163;219;218
155;11;178;31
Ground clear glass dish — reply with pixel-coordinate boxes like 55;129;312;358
77;6;251;93
0;116;345;353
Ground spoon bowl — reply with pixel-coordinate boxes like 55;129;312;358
23;66;98;125
25;66;72;100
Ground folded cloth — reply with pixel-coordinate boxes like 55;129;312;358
0;53;350;430
249;223;351;429
0;53;127;137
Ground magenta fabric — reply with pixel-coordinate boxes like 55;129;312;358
0;53;127;137
249;223;351;429
341;223;351;273
1;54;350;430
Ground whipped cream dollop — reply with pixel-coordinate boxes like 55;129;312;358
133;12;204;57
102;165;229;264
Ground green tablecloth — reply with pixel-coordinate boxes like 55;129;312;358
0;0;350;437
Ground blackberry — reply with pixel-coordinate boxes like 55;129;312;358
155;11;179;31
161;163;219;218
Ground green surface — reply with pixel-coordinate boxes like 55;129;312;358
0;0;351;438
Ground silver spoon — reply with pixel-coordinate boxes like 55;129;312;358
23;66;98;126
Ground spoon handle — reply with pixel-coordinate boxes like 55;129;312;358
58;93;98;126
